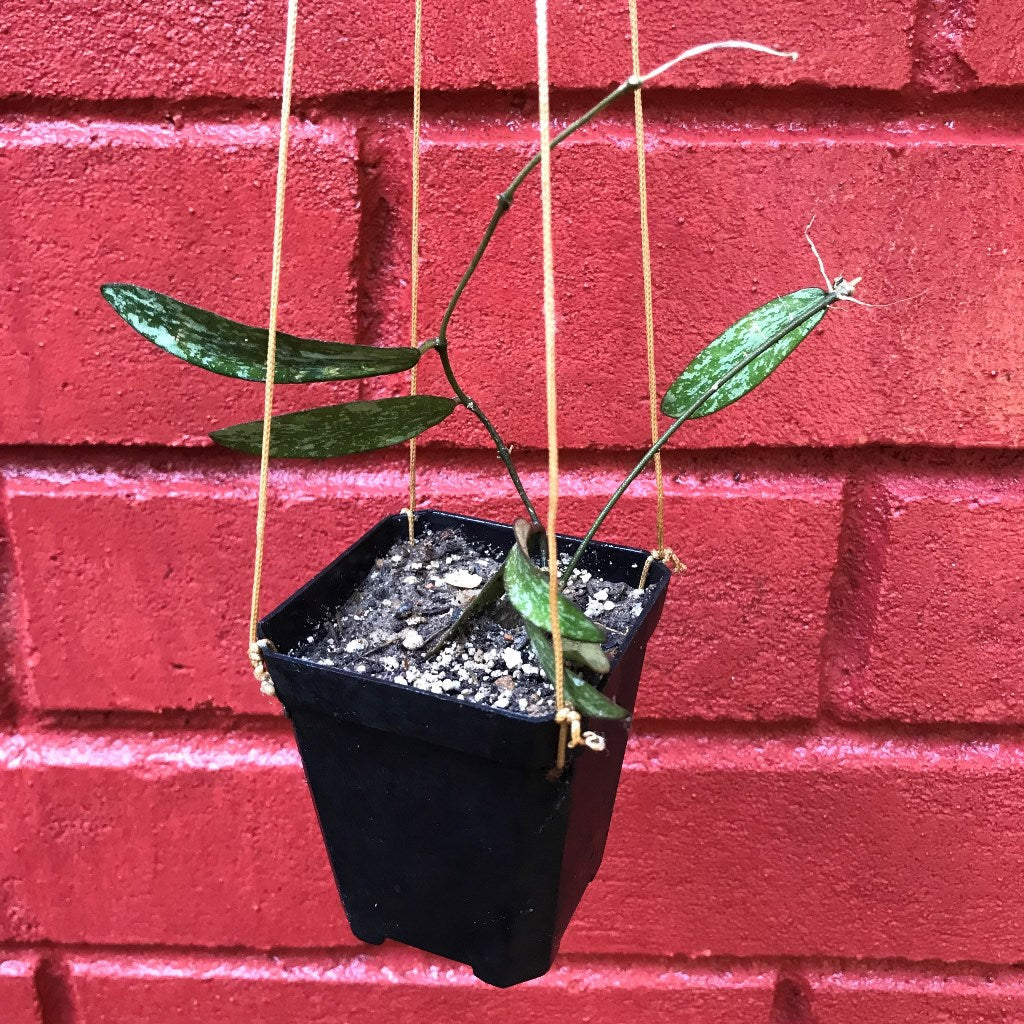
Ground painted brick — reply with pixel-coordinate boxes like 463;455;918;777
3;732;351;949
0;492;23;722
11;131;1022;452
0;0;913;100
65;952;774;1023
809;965;1024;1024
0;751;42;943
826;477;1024;723
628;477;841;721
0;122;361;447
6;462;839;718
962;0;1024;85
566;734;1024;962
9;732;1024;962
0;956;41;1024
5;476;397;716
368;132;1024;450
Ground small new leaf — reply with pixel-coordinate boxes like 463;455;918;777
524;621;627;720
661;287;828;419
102;283;420;383
504;527;606;644
210;396;457;458
562;639;611;674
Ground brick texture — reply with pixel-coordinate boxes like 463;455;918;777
0;957;41;1024
0;0;913;99
809;965;1024;1024
6;732;1024;963
825;475;1024;723
0;123;361;447
368;133;1024;451
963;0;1024;85
571;734;1024;963
4;0;1024;1017
6;463;840;718
65;952;776;1023
10;133;1024;451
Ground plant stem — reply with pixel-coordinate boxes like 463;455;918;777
427;80;637;529
561;288;840;582
434;341;541;525
437;78;636;348
430;40;798;531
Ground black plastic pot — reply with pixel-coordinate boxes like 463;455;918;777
259;510;670;988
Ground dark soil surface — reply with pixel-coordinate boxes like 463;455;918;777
292;527;654;717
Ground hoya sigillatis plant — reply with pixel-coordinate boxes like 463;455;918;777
101;40;863;721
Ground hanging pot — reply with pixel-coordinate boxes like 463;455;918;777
259;510;670;987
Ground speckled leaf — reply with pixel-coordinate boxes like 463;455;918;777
661;287;828;419
101;283;420;382
562;639;611;674
523;621;627;720
210;396;457;457
504;542;605;644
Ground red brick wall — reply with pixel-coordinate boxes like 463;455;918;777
3;1;1024;1020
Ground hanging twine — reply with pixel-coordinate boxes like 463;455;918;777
406;0;424;543
535;0;600;771
627;0;685;592
246;0;300;697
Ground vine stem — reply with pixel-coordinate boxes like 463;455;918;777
561;284;845;582
429;39;797;530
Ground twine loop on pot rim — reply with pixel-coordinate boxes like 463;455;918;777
638;546;686;589
248;638;278;697
555;707;606;752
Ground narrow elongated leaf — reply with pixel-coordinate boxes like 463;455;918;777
524;621;627;720
210;396;457;457
661;287;829;419
101;283;420;382
504;541;605;644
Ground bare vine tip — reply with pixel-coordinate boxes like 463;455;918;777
641;41;799;84
804;218;867;304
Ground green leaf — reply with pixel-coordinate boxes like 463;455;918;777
210;396;457;458
661;287;828;419
523;621;627;720
101;283;420;383
504;539;605;644
562;639;611;674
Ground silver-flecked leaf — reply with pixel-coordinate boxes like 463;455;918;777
504;540;606;645
210;396;457;457
523;621;627;720
102;283;420;382
661;287;828;419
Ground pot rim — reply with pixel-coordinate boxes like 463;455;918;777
259;509;671;727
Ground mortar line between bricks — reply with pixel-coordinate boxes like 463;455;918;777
6;942;1024;982
3;443;1024;485
9;87;1024;141
12;719;1024;756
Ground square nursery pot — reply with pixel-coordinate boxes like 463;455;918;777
259;510;670;988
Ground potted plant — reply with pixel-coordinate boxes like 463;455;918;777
100;39;862;987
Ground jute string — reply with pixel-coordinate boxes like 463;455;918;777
628;0;684;592
628;0;663;553
247;0;300;697
535;0;604;771
405;0;424;543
